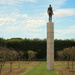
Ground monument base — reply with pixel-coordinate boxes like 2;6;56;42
47;22;54;70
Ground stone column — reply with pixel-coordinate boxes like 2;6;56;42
47;22;54;70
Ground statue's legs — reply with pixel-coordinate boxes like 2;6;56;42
49;15;52;22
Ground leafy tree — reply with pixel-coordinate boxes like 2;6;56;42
0;38;6;47
27;50;37;62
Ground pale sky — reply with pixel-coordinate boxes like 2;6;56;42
0;0;75;39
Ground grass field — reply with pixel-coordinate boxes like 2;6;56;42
0;61;75;75
25;61;57;75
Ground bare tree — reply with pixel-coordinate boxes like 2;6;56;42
63;48;71;68
70;46;75;72
57;50;64;60
0;47;8;75
8;49;18;72
57;48;70;68
57;47;75;72
18;51;24;68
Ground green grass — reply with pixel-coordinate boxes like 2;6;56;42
25;61;57;75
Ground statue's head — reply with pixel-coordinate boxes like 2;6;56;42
49;5;51;7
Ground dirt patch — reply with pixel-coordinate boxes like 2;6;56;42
0;61;39;75
25;61;39;65
1;67;29;75
54;61;75;65
5;61;39;66
56;67;75;75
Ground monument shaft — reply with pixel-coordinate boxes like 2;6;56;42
47;22;54;70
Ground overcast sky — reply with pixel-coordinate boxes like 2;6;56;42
0;0;75;39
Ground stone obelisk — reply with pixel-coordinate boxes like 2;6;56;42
47;5;54;70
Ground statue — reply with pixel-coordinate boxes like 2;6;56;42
47;5;54;22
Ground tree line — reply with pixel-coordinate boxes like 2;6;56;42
0;38;75;60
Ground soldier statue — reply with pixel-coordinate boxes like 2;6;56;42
47;5;54;22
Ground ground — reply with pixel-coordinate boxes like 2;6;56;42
1;61;39;75
55;61;75;75
0;61;75;75
56;67;75;75
1;67;27;75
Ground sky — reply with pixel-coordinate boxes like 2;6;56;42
0;0;75;39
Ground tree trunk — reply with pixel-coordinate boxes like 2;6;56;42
72;60;74;72
28;58;29;64
67;56;69;68
0;64;2;75
30;58;31;63
0;68;1;75
22;56;23;61
19;57;20;68
71;50;74;72
10;62;12;72
67;60;69;68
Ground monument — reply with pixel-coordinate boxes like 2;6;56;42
47;5;54;70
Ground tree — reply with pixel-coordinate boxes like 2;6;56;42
27;50;37;62
18;51;24;68
57;50;64;60
0;47;8;75
57;47;75;72
33;52;37;60
7;49;18;72
57;48;71;68
63;48;71;68
70;46;75;72
0;37;75;59
0;38;6;47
